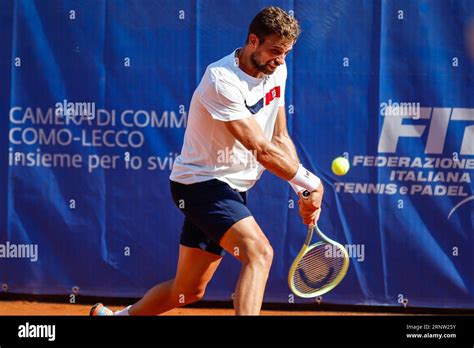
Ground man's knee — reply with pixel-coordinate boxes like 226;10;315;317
174;282;206;305
220;218;274;270
181;289;205;305
240;240;273;269
257;242;274;269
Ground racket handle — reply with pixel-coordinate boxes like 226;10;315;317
292;187;316;226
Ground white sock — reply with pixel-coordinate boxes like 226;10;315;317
114;305;131;316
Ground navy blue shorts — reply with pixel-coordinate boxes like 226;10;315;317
170;179;252;256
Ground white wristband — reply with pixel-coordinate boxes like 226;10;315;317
289;182;305;194
289;164;321;192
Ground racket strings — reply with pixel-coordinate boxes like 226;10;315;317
293;243;346;294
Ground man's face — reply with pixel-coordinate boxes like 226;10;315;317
249;34;294;75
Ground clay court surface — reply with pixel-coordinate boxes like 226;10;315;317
0;300;408;316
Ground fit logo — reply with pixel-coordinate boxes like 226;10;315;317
378;108;474;155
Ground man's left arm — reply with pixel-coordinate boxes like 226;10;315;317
272;106;324;225
271;106;299;161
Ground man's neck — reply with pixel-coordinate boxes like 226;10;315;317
236;47;264;79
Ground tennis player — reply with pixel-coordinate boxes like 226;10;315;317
91;6;323;316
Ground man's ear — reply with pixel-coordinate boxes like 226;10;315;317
248;33;259;48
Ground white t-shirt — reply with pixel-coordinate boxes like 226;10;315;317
170;49;287;192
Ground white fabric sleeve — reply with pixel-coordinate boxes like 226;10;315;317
200;70;252;122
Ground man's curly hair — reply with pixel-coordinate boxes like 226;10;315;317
247;7;301;44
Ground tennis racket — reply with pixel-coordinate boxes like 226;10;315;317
288;190;349;298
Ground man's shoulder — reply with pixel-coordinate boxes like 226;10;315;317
205;52;240;85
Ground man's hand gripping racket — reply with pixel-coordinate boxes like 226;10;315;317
288;185;350;298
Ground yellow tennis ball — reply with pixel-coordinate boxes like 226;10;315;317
332;157;350;176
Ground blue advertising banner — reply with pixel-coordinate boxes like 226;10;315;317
0;0;472;308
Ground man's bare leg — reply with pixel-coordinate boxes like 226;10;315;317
128;245;222;315
219;216;273;315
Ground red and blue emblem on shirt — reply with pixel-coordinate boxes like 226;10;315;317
245;86;281;114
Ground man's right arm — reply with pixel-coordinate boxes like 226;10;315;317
225;117;323;225
224;117;299;180
202;71;319;193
